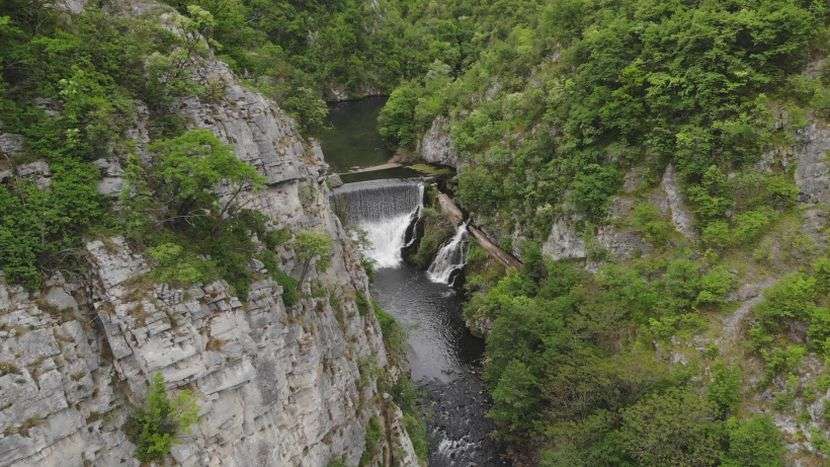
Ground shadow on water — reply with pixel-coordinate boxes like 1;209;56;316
318;97;392;173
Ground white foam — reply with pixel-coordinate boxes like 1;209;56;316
427;223;468;284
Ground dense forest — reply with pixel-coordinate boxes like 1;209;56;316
2;0;830;465
379;0;830;465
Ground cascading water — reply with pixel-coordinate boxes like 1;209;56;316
427;223;469;285
330;179;424;268
323;100;506;466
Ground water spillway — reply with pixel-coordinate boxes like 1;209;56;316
427;223;469;285
330;179;424;268
323;98;506;466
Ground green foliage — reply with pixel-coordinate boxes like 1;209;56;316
147;242;214;285
409;207;454;268
359;416;383;466
378;82;421;148
373;301;406;365
696;266;736;306
632;202;673;246
258;250;299;307
616;389;722;466
126;373;199;463
756;274;817;322
121;129;268;298
149;129;263;218
57;66;134;159
384;0;825;232
403;412;428;462
568;164;622;220
355;291;370;316
814;257;830;294
707;363;742;418
294;230;333;273
489;360;539;433
733;209;774;245
702;220;732;250
0;161;104;289
722;416;785;467
388;372;427;462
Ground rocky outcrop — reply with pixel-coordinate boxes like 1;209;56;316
1;226;400;466
418;117;458;168
542;218;587;261
0;2;416;466
658;164;696;241
0;133;24;159
179;60;309;187
795;121;830;247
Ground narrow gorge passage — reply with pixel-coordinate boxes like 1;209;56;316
323;99;507;466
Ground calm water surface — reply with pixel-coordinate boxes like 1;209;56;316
318;97;392;172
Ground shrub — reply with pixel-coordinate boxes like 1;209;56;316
707;363;742;418
258;250;299;307
489;360;539;433
568;164;622;220
373;301;406;364
814;257;830;294
756;274;817;322
617;389;722;466
0;161;105;290
147;242;214;285
722;416;785;467
696;266;735;306
126;373;199;463
149;129;263;220
632;202;673;246
378;82;421;148
294;230;334;276
733;209;774;245
762;344;807;378
701;220;732;250
359;416;383;466
404;411;428;462
355;291;370;316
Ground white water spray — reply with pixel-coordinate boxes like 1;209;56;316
360;211;418;268
331;179;424;269
427;223;468;284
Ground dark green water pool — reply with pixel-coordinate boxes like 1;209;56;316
318;96;392;173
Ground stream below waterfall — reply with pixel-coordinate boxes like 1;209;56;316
322;98;508;466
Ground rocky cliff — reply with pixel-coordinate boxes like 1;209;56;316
0;2;416;466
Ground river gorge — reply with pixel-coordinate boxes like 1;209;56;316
322;99;507;466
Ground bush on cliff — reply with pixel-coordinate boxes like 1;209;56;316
126;373;199;463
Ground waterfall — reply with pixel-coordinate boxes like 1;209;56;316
427;223;468;285
331;179;424;268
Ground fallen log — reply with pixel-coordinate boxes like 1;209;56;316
434;191;522;270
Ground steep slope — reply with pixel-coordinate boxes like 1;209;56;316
0;1;416;466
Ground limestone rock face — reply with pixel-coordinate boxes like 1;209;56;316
419;117;458;168
658;164;696;241
0;133;24;158
795;122;830;247
179;60;309;186
0;2;416;466
542;218;587;261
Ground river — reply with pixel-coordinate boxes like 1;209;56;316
321;98;507;466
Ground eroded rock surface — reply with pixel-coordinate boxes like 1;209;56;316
0;2;416;466
419;117;458;168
